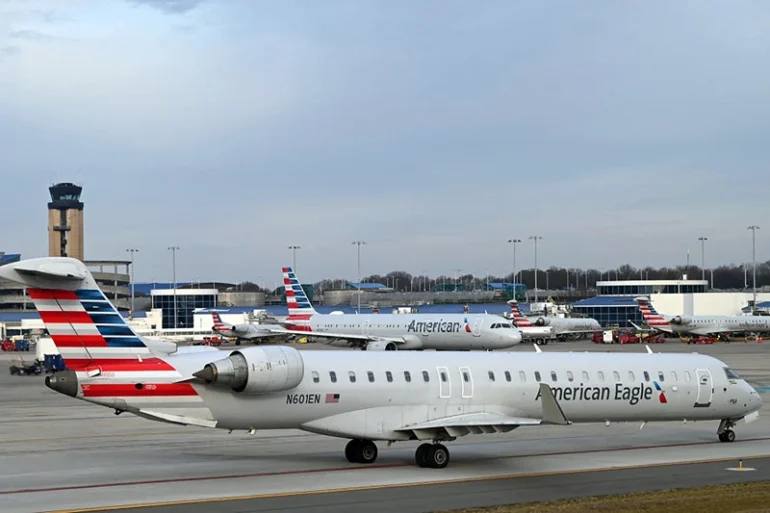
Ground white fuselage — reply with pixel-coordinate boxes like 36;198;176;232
74;348;761;441
293;313;522;350
670;316;770;336
532;317;602;335
215;322;284;340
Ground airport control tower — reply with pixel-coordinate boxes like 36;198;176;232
47;182;84;260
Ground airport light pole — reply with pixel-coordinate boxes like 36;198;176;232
698;237;707;283
529;236;543;302
126;248;139;316
352;241;366;313
168;246;180;329
288;245;300;271
748;226;759;313
507;239;521;285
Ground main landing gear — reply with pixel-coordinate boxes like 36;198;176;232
345;439;378;464
415;442;450;468
717;419;737;443
343;439;451;468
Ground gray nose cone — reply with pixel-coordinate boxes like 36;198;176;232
193;365;216;383
45;370;79;398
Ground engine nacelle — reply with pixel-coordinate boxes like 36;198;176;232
193;345;304;394
534;317;551;326
365;340;398;351
670;315;691;325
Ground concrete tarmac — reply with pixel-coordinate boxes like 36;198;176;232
1;340;769;513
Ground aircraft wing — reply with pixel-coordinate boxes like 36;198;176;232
268;328;405;344
394;384;570;440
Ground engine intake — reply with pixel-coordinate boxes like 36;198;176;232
534;317;551;326
366;340;398;351
670;315;691;325
193;346;304;394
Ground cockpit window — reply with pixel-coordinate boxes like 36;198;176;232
724;367;741;379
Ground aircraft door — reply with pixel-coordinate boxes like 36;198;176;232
471;317;483;337
437;366;451;398
459;366;473;398
694;369;713;408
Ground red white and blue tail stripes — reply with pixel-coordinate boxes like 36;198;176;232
211;312;232;334
636;298;670;328
282;267;316;330
509;302;533;327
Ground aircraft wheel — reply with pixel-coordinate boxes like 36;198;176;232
720;429;735;443
346;439;377;463
415;443;432;467
425;444;450;469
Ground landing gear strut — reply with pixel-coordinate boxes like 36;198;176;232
415;442;450;468
345;439;378;463
717;419;736;442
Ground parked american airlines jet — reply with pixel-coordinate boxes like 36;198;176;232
506;301;556;345
211;312;286;344
1;258;762;469
635;297;770;336
274;267;522;351
508;300;600;341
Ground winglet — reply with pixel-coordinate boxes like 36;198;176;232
534;343;542;353
539;383;570;425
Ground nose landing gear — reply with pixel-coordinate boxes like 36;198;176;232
717;419;737;442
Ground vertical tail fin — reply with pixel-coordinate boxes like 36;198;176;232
507;300;533;327
0;257;151;370
634;296;669;328
282;266;317;319
211;312;232;333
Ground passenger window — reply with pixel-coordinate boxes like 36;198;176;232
670;371;677;382
658;371;665;382
368;371;374;383
613;371;620;382
488;371;495;381
312;371;319;383
519;370;526;382
598;371;605;382
386;371;393;382
349;371;356;383
643;371;650;382
550;371;557;382
404;371;411;382
330;371;337;383
534;371;541;382
440;371;448;382
567;371;574;382
463;371;470;382
628;371;635;381
582;371;589;381
422;371;430;382
684;371;691;382
505;371;511;382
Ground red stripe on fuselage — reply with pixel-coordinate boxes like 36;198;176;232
40;311;93;325
66;358;176;371
50;334;108;347
81;383;197;397
27;288;79;301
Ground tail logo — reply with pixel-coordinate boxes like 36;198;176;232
653;381;668;404
463;317;472;333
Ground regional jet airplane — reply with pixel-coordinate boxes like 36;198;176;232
211;312;286;344
1;258;762;469
508;300;601;340
635;297;770;336
272;267;522;351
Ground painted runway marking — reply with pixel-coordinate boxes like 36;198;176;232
41;454;769;513
6;436;770;496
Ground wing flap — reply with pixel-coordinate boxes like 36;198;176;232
134;409;218;428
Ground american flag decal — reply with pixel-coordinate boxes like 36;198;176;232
325;393;340;403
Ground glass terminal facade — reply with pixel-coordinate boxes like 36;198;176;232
152;291;217;329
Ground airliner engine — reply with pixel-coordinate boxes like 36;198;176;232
670;316;692;325
365;340;398;351
193;346;304;394
534;317;551;326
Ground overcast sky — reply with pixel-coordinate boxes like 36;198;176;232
2;0;770;285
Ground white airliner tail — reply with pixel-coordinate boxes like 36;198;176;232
282;267;318;320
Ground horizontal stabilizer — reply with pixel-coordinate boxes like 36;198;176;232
134;409;218;428
14;259;87;281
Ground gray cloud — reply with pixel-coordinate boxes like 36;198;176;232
126;0;207;14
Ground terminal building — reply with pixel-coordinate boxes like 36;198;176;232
572;278;770;328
